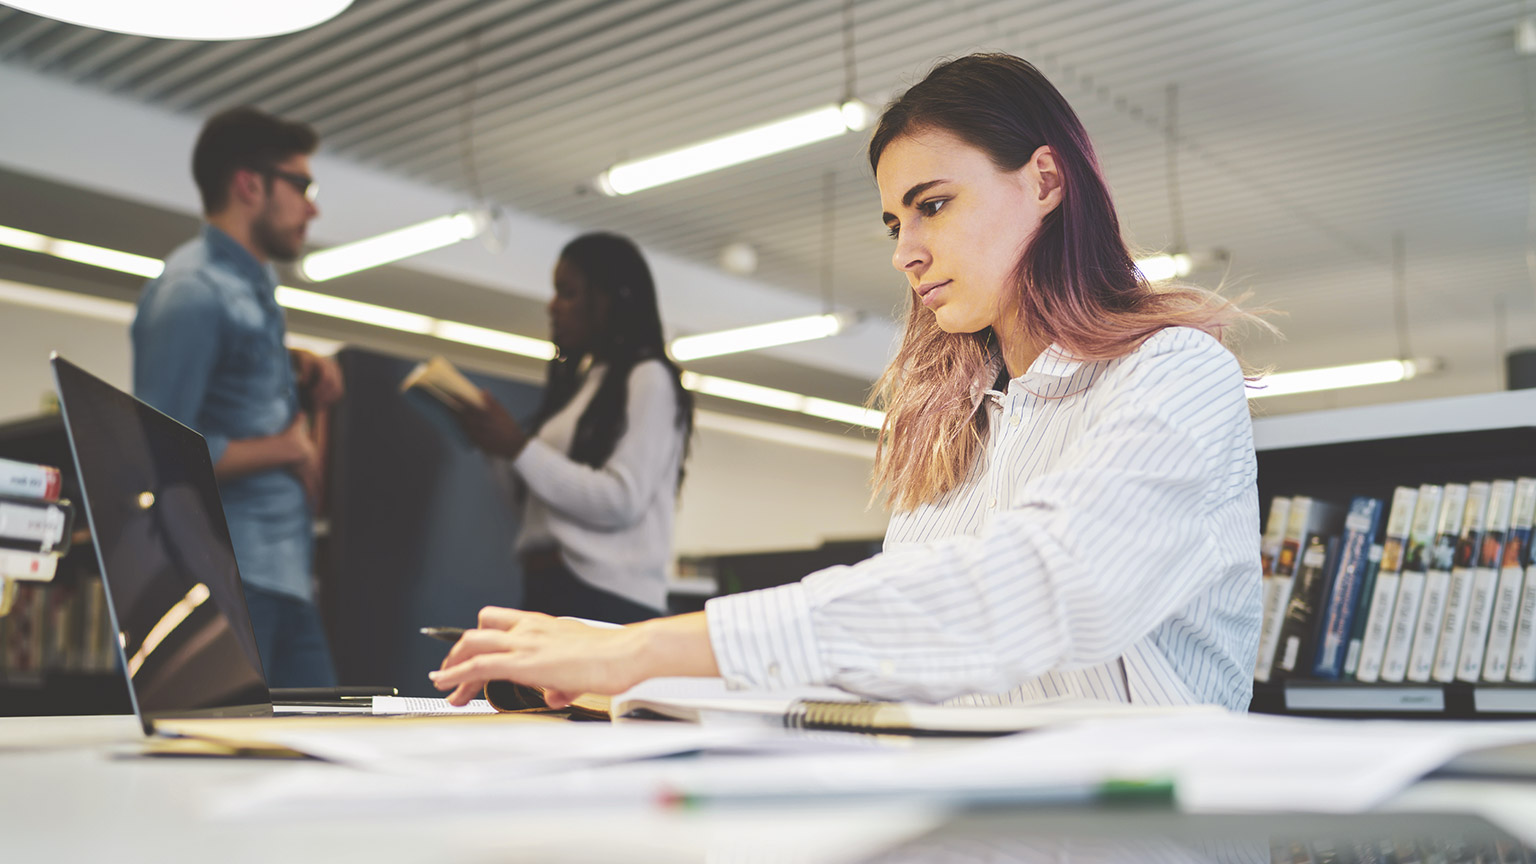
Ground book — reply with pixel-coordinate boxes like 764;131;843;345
1311;496;1384;679
1380;484;1444;682
0;494;74;556
1405;483;1468;682
1479;477;1536;681
1508;525;1536;682
400;356;486;410
1255;496;1344;682
1433;481;1492;682
0;457;62;501
1255;495;1294;677
1455;479;1518;682
0;548;60;582
1275;535;1341;677
1355;486;1419;682
1342;543;1383;677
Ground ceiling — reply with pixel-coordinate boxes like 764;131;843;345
0;0;1534;414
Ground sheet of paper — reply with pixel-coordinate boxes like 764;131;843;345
371;696;496;715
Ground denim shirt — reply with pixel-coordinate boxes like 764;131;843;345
131;225;312;601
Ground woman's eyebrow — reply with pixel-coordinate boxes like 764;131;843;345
903;179;946;207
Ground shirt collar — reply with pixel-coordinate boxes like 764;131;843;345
201;224;278;293
1024;344;1087;379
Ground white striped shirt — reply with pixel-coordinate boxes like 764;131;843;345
705;327;1261;710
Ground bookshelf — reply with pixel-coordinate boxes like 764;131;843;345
1250;388;1536;719
0;414;129;717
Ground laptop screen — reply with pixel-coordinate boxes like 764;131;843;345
51;355;271;732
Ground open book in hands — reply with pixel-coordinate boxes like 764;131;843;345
400;356;486;412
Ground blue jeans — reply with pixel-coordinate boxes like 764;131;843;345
242;583;337;688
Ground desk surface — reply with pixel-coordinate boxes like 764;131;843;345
7;715;1536;864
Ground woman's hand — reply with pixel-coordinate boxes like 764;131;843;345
430;607;718;707
455;390;528;459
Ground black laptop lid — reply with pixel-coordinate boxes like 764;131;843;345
51;355;271;732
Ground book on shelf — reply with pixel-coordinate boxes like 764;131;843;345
1255;495;1293;677
1342;543;1384;677
1355;486;1419;683
1405;484;1469;682
1274;534;1341;678
1434;481;1492;682
0;457;62;501
1456;479;1518;682
1507;513;1536;682
0;493;74;556
1380;484;1444;682
1311;496;1383;679
1255;496;1344;683
0;548;60;582
1480;477;1536;682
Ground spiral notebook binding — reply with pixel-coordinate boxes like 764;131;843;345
783;700;888;732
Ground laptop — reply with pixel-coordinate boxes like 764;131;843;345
50;354;406;733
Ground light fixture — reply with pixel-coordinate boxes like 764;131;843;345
669;312;858;362
0;225;164;278
4;0;353;40
299;209;491;282
1134;253;1193;283
1518;16;1536;55
594;100;871;196
1249;358;1440;399
0;224;882;429
680;371;883;430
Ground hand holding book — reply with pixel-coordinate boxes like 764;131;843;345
400;356;526;457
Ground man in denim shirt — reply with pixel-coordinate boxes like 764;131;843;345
132;107;343;687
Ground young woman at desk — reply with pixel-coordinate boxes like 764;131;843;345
454;232;694;625
433;53;1270;711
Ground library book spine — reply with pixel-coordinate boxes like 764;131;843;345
1355;486;1419;683
1406;483;1468;682
1381;484;1444;682
1456;479;1518;683
1342;543;1384;676
1254;496;1293;679
1277;535;1339;676
1311;496;1383;679
1480;477;1536;682
0;458;62;501
1433;481;1492;682
1256;496;1311;683
0;494;73;555
1509;546;1536;682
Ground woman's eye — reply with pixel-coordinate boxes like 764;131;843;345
886;224;900;239
918;198;947;216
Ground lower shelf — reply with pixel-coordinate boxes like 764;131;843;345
1252;680;1536;719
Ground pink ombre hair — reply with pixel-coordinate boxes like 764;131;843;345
868;54;1269;511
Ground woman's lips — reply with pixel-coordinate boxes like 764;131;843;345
916;280;950;306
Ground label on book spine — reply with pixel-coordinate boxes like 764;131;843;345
0;458;61;501
1482;478;1536;681
1508;564;1536;682
1356;487;1418;683
1456;480;1517;682
1434;482;1492;682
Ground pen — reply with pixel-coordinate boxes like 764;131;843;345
420;626;466;643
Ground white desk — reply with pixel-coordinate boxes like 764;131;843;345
8;714;1536;863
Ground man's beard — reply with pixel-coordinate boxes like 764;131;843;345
252;209;302;262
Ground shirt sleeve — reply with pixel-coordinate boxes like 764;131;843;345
132;275;230;463
510;361;684;530
706;333;1253;701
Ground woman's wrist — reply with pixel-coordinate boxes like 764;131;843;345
630;612;719;680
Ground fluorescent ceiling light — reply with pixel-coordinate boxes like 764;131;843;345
695;410;876;460
0;225;164;278
274;286;434;334
669;312;856;361
680;371;884;430
1134;253;1192;283
300;210;489;283
432;321;557;361
596;100;871;196
0;277;135;323
1250;358;1437;399
4;0;353;40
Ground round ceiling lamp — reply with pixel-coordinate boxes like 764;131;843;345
2;0;354;40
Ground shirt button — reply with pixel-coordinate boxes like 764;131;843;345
767;662;781;680
1009;415;1020;427
989;498;997;508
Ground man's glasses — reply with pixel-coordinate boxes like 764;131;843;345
263;168;318;203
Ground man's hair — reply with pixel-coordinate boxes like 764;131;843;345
192;106;318;214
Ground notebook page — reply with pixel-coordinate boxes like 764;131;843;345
372;696;497;715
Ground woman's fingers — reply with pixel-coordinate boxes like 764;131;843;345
438;628;513;670
478;605;534;630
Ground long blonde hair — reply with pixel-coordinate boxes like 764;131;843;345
868;54;1270;512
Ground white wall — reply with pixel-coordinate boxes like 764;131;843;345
0;298;887;557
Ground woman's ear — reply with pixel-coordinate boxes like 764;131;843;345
1029;145;1063;215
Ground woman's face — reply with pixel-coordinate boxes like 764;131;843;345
876;128;1060;338
549;257;604;354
